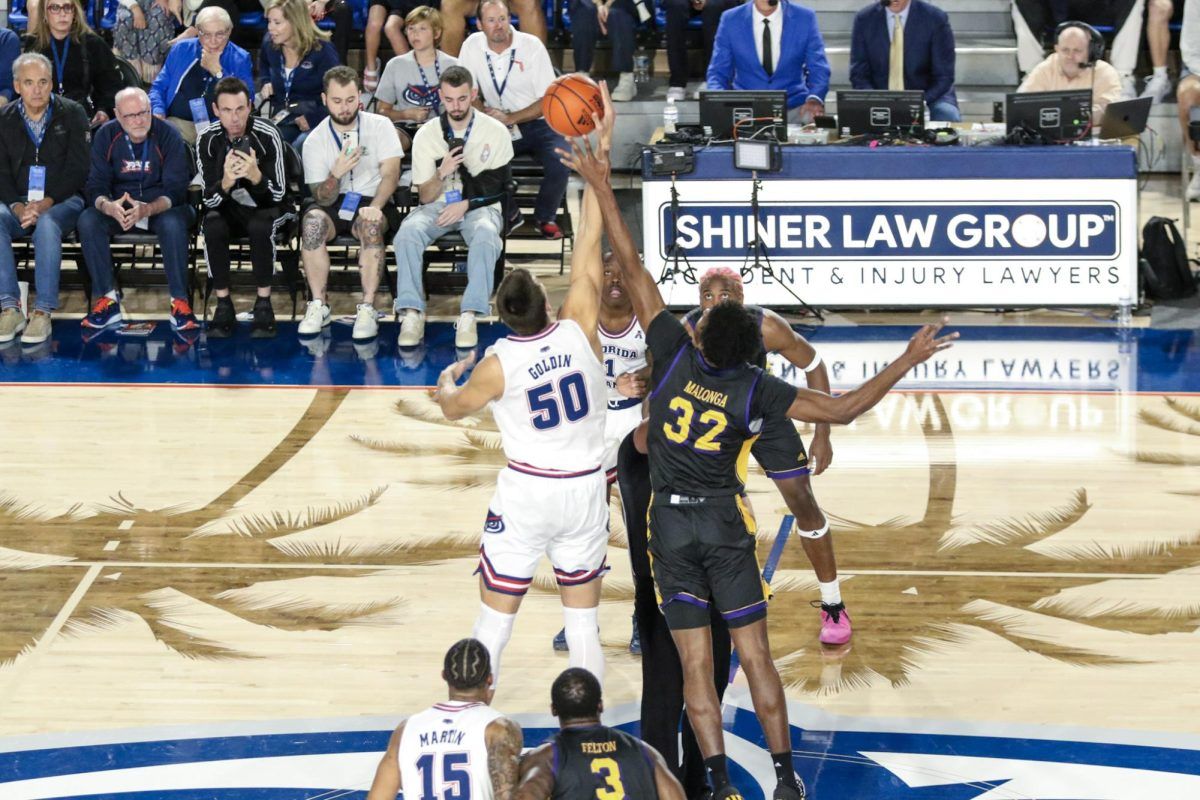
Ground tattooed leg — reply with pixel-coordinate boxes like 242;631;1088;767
354;215;385;305
301;209;333;302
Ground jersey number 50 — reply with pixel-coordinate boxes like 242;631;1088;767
416;751;471;800
662;396;728;451
526;372;590;430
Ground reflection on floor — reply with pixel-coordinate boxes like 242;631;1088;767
0;321;1198;799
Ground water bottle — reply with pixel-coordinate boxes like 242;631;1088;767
663;97;678;135
634;52;650;84
1117;293;1133;327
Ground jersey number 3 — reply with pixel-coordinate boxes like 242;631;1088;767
590;756;627;799
527;372;590;430
662;396;727;451
416;751;471;800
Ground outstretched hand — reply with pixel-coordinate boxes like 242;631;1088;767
433;349;478;402
903;317;958;366
555;133;611;189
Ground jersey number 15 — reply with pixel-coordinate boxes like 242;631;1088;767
416;751;471;800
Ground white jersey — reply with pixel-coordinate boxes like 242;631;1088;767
599;316;647;412
490;319;607;477
398;700;505;800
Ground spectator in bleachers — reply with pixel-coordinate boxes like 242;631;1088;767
299;66;403;340
258;0;339;147
393;65;511;349
1017;23;1122;120
148;6;254;145
1177;0;1200;198
569;0;638;102
1141;0;1173;103
440;0;547;57
0;28;22;107
1011;1;1143;98
78;87;198;332
664;0;740;102
849;0;960;122
362;0;412;93
377;6;459;150
706;0;831;124
29;0;124;127
0;53;89;345
458;0;566;239
197;77;289;338
112;0;185;84
309;0;355;63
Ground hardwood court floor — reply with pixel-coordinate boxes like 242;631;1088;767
1;321;1199;799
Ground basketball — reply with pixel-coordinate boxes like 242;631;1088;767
542;73;604;138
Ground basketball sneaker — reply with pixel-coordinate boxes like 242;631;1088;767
816;601;852;645
0;307;25;343
773;779;806;800
713;784;746;800
537;220;564;240
352;303;379;340
208;296;236;338
82;295;122;329
170;298;199;331
298;299;332;335
454;311;478;348
251;296;277;338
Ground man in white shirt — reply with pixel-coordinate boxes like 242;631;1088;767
457;0;567;240
394;65;513;349
300;66;403;341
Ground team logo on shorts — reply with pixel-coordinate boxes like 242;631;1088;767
484;510;505;534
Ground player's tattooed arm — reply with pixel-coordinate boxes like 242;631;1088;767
365;722;404;800
486;717;524;799
512;742;555;800
311;175;340;207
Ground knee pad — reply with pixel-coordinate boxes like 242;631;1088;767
796;520;830;540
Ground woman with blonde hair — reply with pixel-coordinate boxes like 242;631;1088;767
29;0;125;125
258;0;340;145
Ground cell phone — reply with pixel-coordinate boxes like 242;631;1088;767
341;130;359;153
230;137;252;155
445;137;465;154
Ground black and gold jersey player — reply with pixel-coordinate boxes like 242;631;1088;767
515;668;685;800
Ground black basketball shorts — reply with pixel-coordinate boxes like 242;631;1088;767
751;414;810;479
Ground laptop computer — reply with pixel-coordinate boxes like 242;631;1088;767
1100;96;1153;138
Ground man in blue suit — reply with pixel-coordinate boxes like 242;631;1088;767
850;0;960;122
706;0;831;123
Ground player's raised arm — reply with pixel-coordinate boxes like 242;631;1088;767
433;351;504;421
486;716;524;799
512;742;556;800
365;723;404;800
558;177;604;359
787;320;958;424
761;308;834;474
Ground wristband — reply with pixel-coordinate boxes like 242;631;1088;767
802;352;822;373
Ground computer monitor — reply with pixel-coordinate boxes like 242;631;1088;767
835;90;924;136
1005;90;1092;141
1099;96;1152;138
698;90;787;142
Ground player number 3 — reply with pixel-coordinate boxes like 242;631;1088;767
590;756;627;799
662;396;727;451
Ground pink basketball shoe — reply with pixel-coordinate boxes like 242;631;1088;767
818;602;853;645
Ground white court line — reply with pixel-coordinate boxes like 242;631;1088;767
0;564;104;713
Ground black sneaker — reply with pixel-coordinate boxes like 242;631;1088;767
208;297;236;338
713;785;746;800
773;779;806;800
251;296;276;338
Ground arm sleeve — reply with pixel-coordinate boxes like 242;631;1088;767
848;14;872;89
252;126;288;204
647;309;690;388
705;17;734;90
148;47;178;115
0;33;18;103
925;12;956;105
53;102;92;204
199;134;225;208
463;162;510;210
803;17;831;101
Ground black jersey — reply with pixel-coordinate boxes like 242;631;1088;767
646;310;796;497
684;304;767;368
550;725;658;800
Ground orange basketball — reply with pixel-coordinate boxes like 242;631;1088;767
542;73;604;138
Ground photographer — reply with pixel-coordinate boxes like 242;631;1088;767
197;77;289;338
393;65;510;349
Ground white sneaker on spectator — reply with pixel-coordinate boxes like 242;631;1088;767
352;303;378;340
666;86;686;102
1187;169;1200;201
1119;74;1137;101
611;73;636;102
298;300;331;335
1141;72;1171;104
397;309;425;346
455;311;478;348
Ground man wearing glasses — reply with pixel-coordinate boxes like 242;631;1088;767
147;7;254;145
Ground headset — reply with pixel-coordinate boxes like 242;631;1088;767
922;127;959;147
1054;20;1105;67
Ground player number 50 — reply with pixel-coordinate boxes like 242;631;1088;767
526;372;590;430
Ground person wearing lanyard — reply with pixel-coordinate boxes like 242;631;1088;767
258;0;340;147
147;7;254;146
393;65;512;349
376;6;460;152
79;87;197;334
29;0;123;127
0;53;89;346
457;0;567;240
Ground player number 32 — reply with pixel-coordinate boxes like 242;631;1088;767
662;396;728;451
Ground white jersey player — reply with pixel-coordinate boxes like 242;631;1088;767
597;254;648;484
434;180;610;688
367;638;523;800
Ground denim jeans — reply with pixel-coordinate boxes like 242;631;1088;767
0;196;85;313
393;201;503;315
77;205;194;300
928;98;963;123
514;119;569;225
569;0;636;73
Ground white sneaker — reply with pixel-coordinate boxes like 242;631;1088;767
352;303;378;340
611;73;636;102
297;299;331;335
397;309;425;346
1141;72;1171;104
1119;74;1137;101
1187;169;1200;201
454;311;478;348
666;86;686;102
